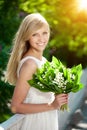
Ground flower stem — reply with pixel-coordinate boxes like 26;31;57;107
60;104;70;112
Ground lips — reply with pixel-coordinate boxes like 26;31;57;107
37;43;45;46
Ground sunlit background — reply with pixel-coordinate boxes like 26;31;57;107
77;0;87;11
0;0;87;130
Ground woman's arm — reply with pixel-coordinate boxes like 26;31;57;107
11;59;68;114
11;59;53;114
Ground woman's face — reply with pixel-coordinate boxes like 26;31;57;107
29;25;50;52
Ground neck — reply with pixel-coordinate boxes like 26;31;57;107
25;49;43;60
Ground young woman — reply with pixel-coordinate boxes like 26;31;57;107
5;13;68;130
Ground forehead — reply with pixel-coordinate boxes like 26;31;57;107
31;20;49;29
33;24;49;32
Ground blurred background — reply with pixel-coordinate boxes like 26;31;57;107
0;0;87;125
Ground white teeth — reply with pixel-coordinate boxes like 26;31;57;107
38;43;44;46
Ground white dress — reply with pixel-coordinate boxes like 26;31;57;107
17;56;59;130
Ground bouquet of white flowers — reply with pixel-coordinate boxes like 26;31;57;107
28;56;83;111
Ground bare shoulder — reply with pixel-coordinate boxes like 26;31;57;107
22;58;38;69
19;59;38;80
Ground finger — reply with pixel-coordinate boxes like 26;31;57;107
55;94;68;98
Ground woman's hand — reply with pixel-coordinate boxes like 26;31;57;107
51;94;68;110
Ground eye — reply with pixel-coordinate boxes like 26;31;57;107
43;32;48;35
32;33;38;37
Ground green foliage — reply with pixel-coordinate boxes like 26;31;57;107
0;0;21;122
46;0;87;68
28;56;83;94
17;0;87;67
28;56;83;111
0;0;87;122
0;0;21;44
0;45;14;122
0;81;14;123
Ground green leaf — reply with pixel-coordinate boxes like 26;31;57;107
28;56;83;95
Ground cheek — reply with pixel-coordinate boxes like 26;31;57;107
43;34;49;39
29;38;35;44
45;36;49;42
46;34;50;39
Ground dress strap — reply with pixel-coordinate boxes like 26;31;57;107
17;56;42;77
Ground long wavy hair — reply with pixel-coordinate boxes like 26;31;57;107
5;13;50;85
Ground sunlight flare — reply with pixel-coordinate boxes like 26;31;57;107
77;0;87;11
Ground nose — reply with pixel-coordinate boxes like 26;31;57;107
38;34;45;42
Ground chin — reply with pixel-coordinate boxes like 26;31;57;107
38;46;46;51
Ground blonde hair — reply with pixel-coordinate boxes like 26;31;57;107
5;13;50;85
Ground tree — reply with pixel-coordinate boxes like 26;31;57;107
0;0;21;122
18;0;87;68
0;0;87;122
